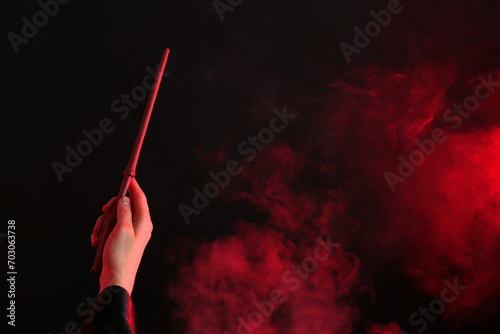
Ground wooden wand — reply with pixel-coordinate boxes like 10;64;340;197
91;48;170;274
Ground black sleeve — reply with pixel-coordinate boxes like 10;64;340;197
79;285;136;334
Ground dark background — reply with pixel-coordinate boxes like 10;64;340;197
1;0;499;333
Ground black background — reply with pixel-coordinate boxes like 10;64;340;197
1;0;499;333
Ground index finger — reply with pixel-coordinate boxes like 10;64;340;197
102;196;118;213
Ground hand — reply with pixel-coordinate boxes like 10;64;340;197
91;178;153;295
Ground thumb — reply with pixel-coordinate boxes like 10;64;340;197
116;196;133;228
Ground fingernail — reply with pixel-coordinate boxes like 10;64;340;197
122;196;130;206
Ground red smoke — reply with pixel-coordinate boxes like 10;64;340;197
169;145;364;333
310;64;500;327
167;0;500;333
382;127;500;320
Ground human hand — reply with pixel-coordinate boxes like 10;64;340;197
91;178;153;295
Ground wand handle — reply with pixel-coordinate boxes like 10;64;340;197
91;49;170;274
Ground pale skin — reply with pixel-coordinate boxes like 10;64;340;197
90;178;153;296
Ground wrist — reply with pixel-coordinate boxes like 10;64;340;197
99;272;136;296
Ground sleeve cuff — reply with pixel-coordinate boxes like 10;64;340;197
79;285;136;334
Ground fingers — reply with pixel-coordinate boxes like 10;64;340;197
90;196;118;247
92;197;118;246
128;178;149;220
128;178;153;236
102;197;118;213
116;196;134;230
91;233;100;247
91;214;107;246
92;179;152;244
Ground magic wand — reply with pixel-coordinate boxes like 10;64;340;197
90;48;170;274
